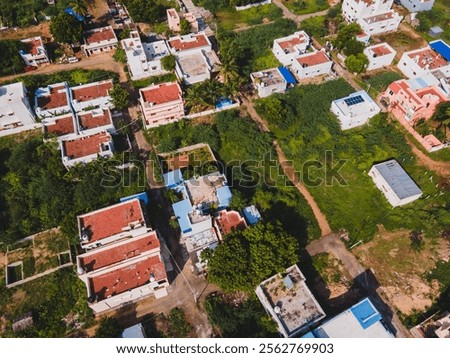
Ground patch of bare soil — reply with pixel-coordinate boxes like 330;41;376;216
0;22;51;41
354;225;447;315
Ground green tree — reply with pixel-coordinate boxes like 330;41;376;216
161;54;176;71
109;84;130;110
95;317;122;338
0;40;27;76
113;47;127;63
345;53;368;74
120;0;166;23
343;38;365;56
219;51;239;84
334;23;361;49
167;308;192;337
255;97;287;124
69;0;90;17
50;12;83;44
180;18;191;35
432;102;450;139
206;223;299;292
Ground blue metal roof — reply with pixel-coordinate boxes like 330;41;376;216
243;205;261;226
173;199;193;234
301;331;316;338
349;298;382;330
64;7;85;22
122;324;146;338
120;192;149;206
430;40;450;62
217;186;232;209
278;67;296;84
163;169;184;189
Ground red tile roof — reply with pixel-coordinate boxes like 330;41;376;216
78;199;144;244
406;48;448;70
72;81;113;103
141;82;181;105
89;255;166;300
278;36;307;52
63;131;111;159
79;232;160;272
78;109;112;130
37;85;69;109
169;34;209;52
296;51;331;67
84;27;117;45
22;37;43;55
371;45;392;57
44;114;75;136
216;210;247;235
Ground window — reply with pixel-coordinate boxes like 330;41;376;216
389;90;394;95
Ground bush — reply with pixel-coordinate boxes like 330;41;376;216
0;40;26;76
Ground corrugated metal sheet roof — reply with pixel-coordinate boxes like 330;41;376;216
372;160;422;200
430;40;450;62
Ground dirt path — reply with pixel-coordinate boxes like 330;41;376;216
404;136;450;179
242;97;332;237
272;0;329;25
0;53;127;83
306;235;411;337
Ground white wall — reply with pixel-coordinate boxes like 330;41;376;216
365;48;396;71
291;57;333;80
400;0;435;12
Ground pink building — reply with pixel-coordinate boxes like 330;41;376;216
139;82;185;129
381;76;448;124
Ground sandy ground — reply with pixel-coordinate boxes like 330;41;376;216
354;226;448;315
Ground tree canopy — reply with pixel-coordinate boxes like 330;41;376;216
345;53;369;74
120;0;166;23
50;12;83;44
109;83;130;110
0;40;27;76
205;223;300;292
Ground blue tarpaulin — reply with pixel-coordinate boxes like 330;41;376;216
430;40;450;62
120;192;149;206
64;7;85;22
278;67;296;84
216;97;233;109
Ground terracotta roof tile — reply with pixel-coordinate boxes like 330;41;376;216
72;81;113;103
79;232;160;272
84;27;117;45
141;82;181;105
78;109;112;130
63;131;111;159
37;85;69;109
169;34;209;52
371;45;392;57
216;210;247;235
22;37;43;55
44;114;75;136
296;51;331;67
89;255;166;300
406;48;448;70
78;200;144;244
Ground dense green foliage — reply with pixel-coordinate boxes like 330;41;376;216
148;110;321;241
205;223;299;292
0;0;72;27
205;293;277;337
166;308;193;338
299;15;327;38
185;80;233;112
113;48;127;64
0;268;92;337
219;19;297;76
255;79;450;243
109;83;130;110
120;0;168;23
360;71;403;95
50;12;83;44
95;317;122;338
0;40;27;76
345;53;368;74
0;135;146;244
282;0;329;15
161;54;176;72
416;6;450;42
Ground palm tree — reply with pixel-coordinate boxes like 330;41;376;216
185;84;209;113
433;103;450;141
70;0;90;17
219;52;239;84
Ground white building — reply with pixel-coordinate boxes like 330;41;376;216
82;26;118;57
272;31;310;66
139;82;185;129
167;8;199;33
70;80;114;113
19;37;50;67
368;159;423;207
302;298;394;338
34;82;71;119
342;0;402;36
364;42;397;71
0;82;38;137
400;0;435;12
60;131;114;168
168;33;220;85
291;51;333;80
256;265;326;338
121;31;170;80
250;68;288;98
76;199;169;314
397;40;450;79
331;91;381;130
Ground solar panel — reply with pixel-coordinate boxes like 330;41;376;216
344;95;365;106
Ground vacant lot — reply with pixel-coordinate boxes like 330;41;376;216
216;4;282;31
281;0;329;15
375;27;427;60
354;226;449;315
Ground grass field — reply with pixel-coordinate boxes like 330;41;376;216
216;4;283;31
359;70;404;98
282;0;329;15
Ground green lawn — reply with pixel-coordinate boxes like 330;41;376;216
359;70;404;98
216;4;283;31
255;79;450;244
282;0;329;15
